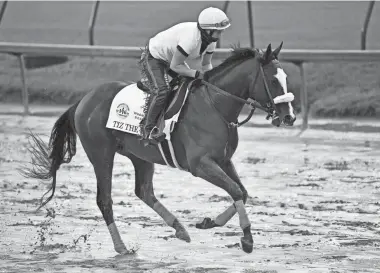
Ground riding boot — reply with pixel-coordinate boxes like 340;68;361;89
140;95;166;143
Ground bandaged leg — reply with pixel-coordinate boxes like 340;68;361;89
235;200;250;230
107;222;128;254
153;201;176;227
152;201;190;242
214;205;237;226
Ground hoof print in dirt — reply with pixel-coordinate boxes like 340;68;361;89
324;160;349;171
157;234;176;241
243;157;266;164
225;242;240;249
208;194;232;202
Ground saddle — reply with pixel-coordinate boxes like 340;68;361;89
136;76;194;142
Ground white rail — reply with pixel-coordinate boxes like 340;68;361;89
1;42;380;130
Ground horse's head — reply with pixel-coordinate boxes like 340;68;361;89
250;43;296;127
204;43;296;127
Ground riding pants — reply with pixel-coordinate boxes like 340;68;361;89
140;51;171;138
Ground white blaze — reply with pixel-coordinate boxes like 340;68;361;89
274;68;288;93
274;68;295;117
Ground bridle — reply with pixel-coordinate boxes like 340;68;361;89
201;57;280;128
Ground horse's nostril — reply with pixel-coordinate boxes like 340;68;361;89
284;115;295;125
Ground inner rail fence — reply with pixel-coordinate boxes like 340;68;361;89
1;42;380;131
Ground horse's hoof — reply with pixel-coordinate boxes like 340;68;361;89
195;217;218;229
115;243;129;255
175;229;191;243
173;219;191;242
240;237;253;253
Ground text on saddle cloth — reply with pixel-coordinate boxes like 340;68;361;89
105;82;192;140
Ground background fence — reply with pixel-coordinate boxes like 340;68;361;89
1;41;380;131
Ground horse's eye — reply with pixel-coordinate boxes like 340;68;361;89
271;79;278;86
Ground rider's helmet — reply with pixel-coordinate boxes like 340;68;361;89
198;7;231;31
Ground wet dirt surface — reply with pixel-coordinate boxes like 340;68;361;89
1;114;380;273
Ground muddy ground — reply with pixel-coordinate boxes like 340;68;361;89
1;113;380;273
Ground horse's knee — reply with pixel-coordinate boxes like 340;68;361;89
134;184;148;200
135;186;157;206
96;194;113;212
230;184;244;202
96;194;115;225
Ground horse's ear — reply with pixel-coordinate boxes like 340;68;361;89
264;43;272;60
272;41;283;59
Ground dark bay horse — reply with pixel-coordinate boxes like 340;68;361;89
21;43;296;254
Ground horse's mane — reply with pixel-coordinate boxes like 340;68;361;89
208;46;262;76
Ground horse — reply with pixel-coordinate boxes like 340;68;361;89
21;43;296;254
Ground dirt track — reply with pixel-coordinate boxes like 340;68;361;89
1;113;380;273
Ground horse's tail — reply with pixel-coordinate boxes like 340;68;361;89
20;101;80;211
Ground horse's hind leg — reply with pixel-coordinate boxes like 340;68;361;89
80;137;128;254
129;154;190;243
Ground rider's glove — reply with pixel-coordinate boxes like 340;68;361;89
195;70;205;80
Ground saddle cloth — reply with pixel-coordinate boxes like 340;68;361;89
106;79;193;141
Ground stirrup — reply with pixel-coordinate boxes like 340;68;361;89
139;126;153;140
139;126;165;145
149;126;166;141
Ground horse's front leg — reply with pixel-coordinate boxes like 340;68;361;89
194;157;253;253
130;155;190;243
196;160;248;229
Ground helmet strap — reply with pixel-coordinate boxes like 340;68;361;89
197;23;219;55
